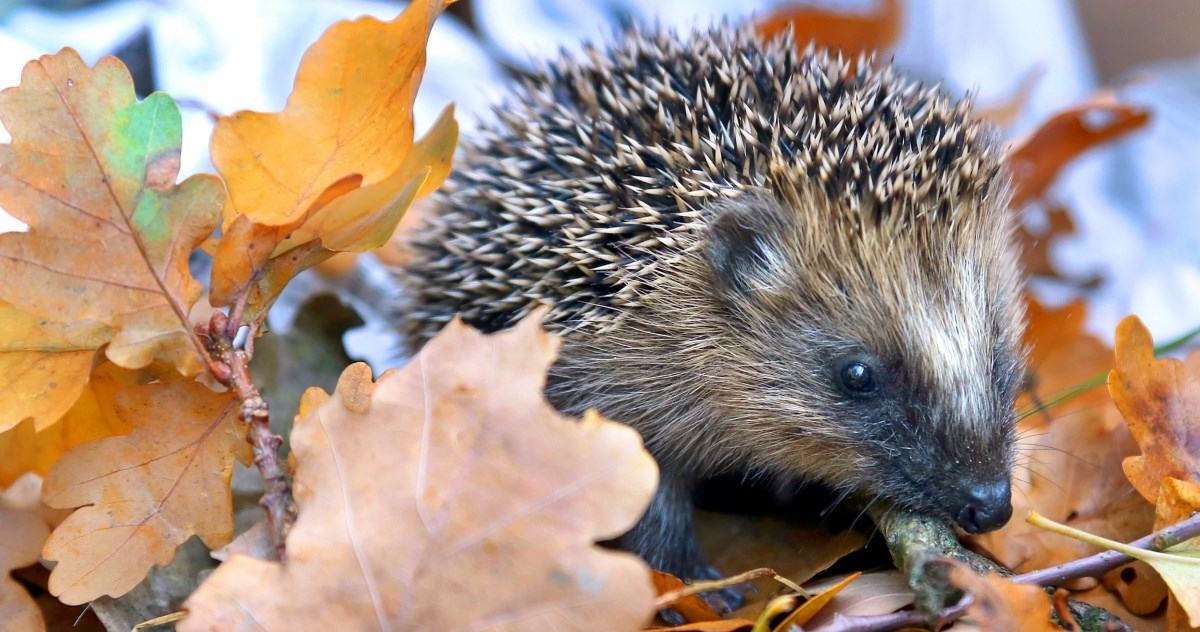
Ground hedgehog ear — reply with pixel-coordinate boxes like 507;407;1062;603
704;202;789;300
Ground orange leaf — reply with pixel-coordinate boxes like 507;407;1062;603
0;49;222;376
0;362;136;486
208;0;458;322
652;570;722;623
1009;95;1149;207
41;381;249;604
181;316;659;630
773;572;861;630
0;300;105;433
0;477;50;632
756;0;900;61
948;563;1063;631
1110;316;1200;504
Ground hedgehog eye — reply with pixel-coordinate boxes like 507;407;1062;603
839;361;876;394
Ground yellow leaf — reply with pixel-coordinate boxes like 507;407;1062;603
0;300;105;432
208;0;458;324
41;381;249;604
0;361;136;485
181;315;659;630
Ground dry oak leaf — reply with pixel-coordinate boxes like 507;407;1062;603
0;300;107;433
1110;315;1200;505
0;49;222;377
208;0;457;321
947;563;1062;631
182;316;659;631
0;361;136;487
1008;93;1149;208
0;477;51;632
41;381;249;605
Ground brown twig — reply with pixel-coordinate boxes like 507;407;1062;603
202;311;296;562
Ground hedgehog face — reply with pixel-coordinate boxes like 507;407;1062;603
703;192;1025;533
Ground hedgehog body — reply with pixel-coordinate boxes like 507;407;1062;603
395;23;1026;594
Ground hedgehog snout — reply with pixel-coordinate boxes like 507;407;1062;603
951;478;1012;533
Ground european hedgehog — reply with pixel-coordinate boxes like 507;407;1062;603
395;22;1026;601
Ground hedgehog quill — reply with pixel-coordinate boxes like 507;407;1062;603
395;23;1026;608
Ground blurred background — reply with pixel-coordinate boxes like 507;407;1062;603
0;0;1198;360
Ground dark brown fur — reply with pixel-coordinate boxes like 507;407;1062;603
394;23;1027;591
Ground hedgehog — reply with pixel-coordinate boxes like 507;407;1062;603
393;22;1026;606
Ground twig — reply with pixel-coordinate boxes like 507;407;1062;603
202;311;297;562
1014;510;1200;587
654;568;778;609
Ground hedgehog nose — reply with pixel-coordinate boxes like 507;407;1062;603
955;480;1012;534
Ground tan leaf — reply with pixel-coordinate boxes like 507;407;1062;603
181;316;659;630
41;381;249;604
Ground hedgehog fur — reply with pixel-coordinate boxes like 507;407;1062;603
394;22;1027;596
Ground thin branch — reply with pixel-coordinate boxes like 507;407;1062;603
1014;510;1200;587
201;310;296;562
806;595;971;632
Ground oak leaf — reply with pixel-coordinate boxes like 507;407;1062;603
0;49;223;376
0;300;106;433
1110;315;1200;504
181;316;659;631
208;0;457;324
0;361;135;486
41;381;249;605
0;476;51;632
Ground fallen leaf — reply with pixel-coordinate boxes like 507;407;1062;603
652;570;722;623
0;477;50;632
41;381;249;604
181;315;659;630
0;49;223;376
773;572;860;630
1009;94;1150;207
208;0;457;324
801;571;912;628
0;362;136;486
756;0;900;63
1110;316;1200;504
948;562;1062;631
0;300;105;433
